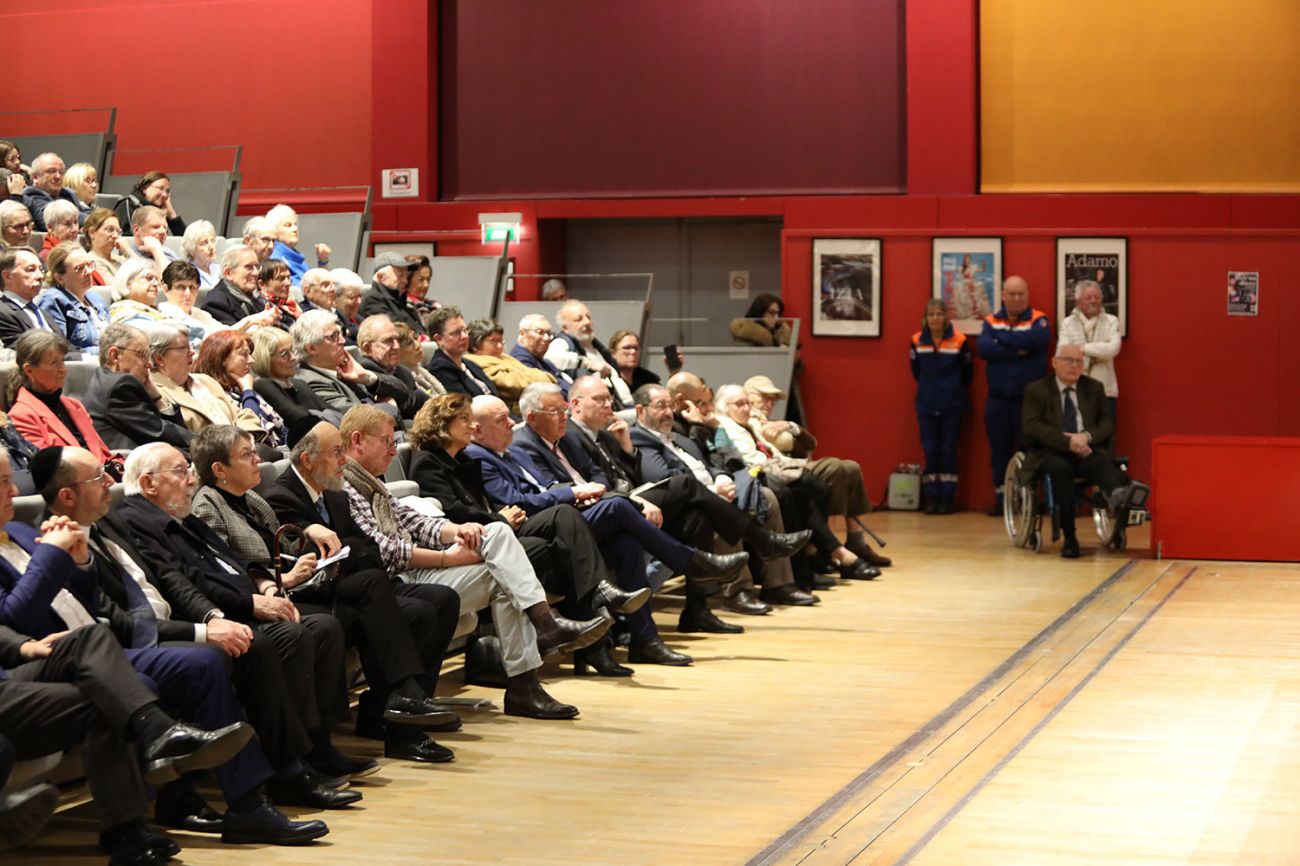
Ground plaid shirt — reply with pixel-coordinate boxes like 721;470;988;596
344;479;449;573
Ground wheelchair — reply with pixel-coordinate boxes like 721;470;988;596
1003;450;1149;553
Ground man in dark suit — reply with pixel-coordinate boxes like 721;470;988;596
114;443;363;809
357;314;428;419
425;306;498;398
201;246;274;328
288;309;403;422
0;248;51;349
33;445;338;843
357;252;426;336
200;423;462;764
1022;343;1142;558
511;313;573;397
83;324;192;451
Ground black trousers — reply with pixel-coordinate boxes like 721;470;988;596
255;613;348;734
0;625;155;829
1040;448;1126;538
517;504;606;615
640;474;754;551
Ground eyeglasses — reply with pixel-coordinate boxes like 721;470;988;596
646;401;674;411
532;407;569;418
583;395;613;406
162;344;192;355
364;432;397;450
229;447;258;463
9;220;34;232
152;466;194;478
1057;357;1086;366
323;331;345;343
119;347;149;361
442;327;468;338
525;328;554;339
71;469;108;486
272;349;295;360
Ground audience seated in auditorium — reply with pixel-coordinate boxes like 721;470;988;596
0;247;47;349
37;199;79;262
191;424;463;764
7;332;122;481
359;252;426;336
20;153;82;232
249;326;339;428
127;205;178;270
258;258;301;323
241;216;277;263
608;329;660;394
540;277;568;301
331;268;364;344
108;258;171;329
0;201;34;251
201;245;278;329
266;205;329;286
38;242;109;355
730;293;792;348
159;260;226;344
464;317;552;411
339;406;605;717
182;219;222;289
425;306;498;398
394;320;444;397
147;323;268;445
194;331;288;448
299;267;336;313
61;161;97;214
511;313;571;396
83;322;192;451
290;309;402;421
545;300;624;404
405;255;436;326
113;171;187;238
82;207;128;284
357;314;428;419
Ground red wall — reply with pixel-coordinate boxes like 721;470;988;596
2;0;372;189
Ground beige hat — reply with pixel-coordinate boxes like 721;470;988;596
744;375;786;399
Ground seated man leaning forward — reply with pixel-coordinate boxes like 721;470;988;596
1021;343;1147;559
334;407;609;720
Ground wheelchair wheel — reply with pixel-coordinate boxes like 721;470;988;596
1092;503;1114;547
1003;452;1035;548
1029;529;1043;553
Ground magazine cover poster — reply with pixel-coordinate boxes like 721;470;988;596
1056;238;1128;336
1227;271;1259;316
931;238;1002;335
811;238;881;337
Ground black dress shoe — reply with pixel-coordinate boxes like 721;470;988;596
145;832;180;860
385;737;455;763
678;603;744;634
107;842;164;866
685;549;749;580
0;783;58;850
154;781;224;834
142;721;254;784
595;579;652;614
221;800;329;846
424;707;464;733
812;574;838;590
503;678;580;720
722;589;771;615
760;584;819;606
536;612;611;657
309;752;380;780
627;638;692;666
384;693;460;728
573;642;634;677
1061;537;1082;559
750;528;814;558
839;560;880;581
265;772;362;810
937;495;955;515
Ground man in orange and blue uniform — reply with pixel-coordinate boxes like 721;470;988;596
977;275;1051;516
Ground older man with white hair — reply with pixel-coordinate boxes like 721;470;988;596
290;309;403;419
201;245;278;329
266;204;330;285
1058;279;1121;425
21;152;82;231
359;251;425;336
544;300;626;402
299;268;336;313
511;312;572;396
241;216;278;263
0;247;51;347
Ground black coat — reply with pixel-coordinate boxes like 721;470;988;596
360;357;428;419
82;367;192;450
358;284;426;336
262;466;387;575
424;349;499;398
201;280;263;326
407;447;504;525
0;296;37;349
252;376;339;427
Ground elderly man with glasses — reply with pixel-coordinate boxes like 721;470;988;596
82;323;192;450
290;309;404;420
510;313;573;397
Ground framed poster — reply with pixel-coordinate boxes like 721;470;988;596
1227;270;1259;316
1057;237;1128;336
811;238;882;337
932;238;1002;335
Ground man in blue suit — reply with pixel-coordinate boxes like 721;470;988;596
510;314;574;398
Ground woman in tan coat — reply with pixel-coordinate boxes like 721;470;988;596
147;323;267;442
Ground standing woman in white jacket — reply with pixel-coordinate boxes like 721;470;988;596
1058;280;1121;424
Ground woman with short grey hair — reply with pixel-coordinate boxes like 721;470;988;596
108;258;171;329
38;199;81;261
181;219;222;289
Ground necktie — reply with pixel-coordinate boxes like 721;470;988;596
91;528;158;649
25;303;50;331
1062;387;1079;434
551;442;587;485
315;495;331;525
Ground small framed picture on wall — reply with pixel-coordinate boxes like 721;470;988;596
931;237;1002;335
1057;237;1128;336
811;238;882;337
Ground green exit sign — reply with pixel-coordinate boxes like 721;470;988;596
482;225;518;243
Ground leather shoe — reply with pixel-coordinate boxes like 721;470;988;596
573;641;634;677
678;603;743;634
760;584;819;606
627;638;692;666
384;737;454;763
221;799;329;846
142;721;254;784
308;752;380;780
750;528;813;558
685;549;749;580
383;693;459;728
145;832;180;860
463;634;510;688
812;574;838;590
595;579;651;614
503;677;580;720
106;843;165;866
536;612;611;657
154;781;223;834
1061;537;1082;559
0;783;57;850
839;559;880;581
722;589;770;615
265;771;362;810
850;545;892;567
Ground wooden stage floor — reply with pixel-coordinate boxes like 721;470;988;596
12;512;1300;865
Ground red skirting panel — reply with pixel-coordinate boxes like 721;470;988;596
1152;435;1300;562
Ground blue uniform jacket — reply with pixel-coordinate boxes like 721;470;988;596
910;325;973;414
976;306;1051;398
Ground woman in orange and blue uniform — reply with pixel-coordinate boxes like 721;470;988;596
910;299;973;514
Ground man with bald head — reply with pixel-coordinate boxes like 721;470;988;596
511;313;572;397
544;300;627;404
1022;343;1142;558
977;275;1051;516
21;153;81;231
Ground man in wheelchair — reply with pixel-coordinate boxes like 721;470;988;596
1021;343;1147;558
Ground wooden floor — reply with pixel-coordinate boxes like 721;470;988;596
11;512;1300;866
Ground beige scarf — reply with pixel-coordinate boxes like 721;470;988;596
342;458;408;542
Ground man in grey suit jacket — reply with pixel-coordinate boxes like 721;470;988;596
1022;343;1142;558
288;309;401;422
